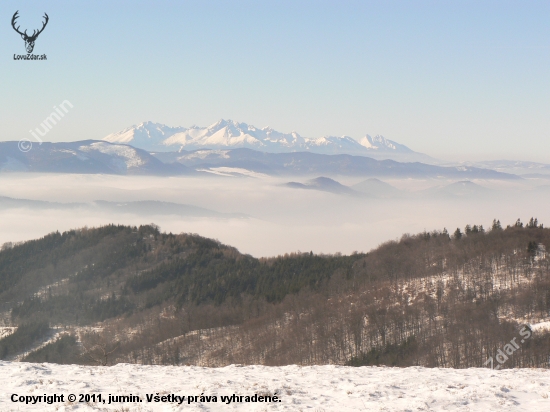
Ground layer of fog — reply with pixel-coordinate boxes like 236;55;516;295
1;173;550;257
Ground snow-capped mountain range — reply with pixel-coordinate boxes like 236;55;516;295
103;120;434;162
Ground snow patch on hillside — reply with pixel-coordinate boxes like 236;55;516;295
79;143;145;169
12;328;67;362
0;327;16;339
197;167;269;178
179;150;231;160
530;321;550;333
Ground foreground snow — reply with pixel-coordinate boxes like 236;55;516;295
0;362;548;411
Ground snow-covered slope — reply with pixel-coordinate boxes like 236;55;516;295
359;134;412;152
0;141;191;175
78;142;146;171
104;120;433;161
103;122;188;151
0;362;548;411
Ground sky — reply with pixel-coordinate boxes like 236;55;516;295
0;1;549;161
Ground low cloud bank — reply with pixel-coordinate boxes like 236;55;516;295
0;174;548;257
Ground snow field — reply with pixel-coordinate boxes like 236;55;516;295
0;362;549;411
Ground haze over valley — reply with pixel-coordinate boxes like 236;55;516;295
1;167;549;257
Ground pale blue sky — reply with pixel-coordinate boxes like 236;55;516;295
1;1;548;161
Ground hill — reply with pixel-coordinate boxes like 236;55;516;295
1;141;518;179
1;221;549;369
0;141;192;175
153;148;519;179
0;196;244;218
285;177;358;195
423;180;494;198
0;140;520;180
351;178;402;198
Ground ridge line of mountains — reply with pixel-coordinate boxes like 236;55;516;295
3;119;546;179
0;140;520;180
103;119;433;162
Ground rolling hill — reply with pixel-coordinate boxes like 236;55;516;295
1;221;549;370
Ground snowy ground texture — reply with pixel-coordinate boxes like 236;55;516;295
0;362;549;411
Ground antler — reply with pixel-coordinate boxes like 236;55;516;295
29;13;49;40
11;11;27;37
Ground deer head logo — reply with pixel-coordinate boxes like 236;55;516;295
11;11;49;54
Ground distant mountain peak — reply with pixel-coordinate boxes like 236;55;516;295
359;135;412;153
103;119;431;161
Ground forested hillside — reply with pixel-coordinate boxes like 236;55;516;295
0;220;549;369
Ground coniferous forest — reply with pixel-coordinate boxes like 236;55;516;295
0;220;549;369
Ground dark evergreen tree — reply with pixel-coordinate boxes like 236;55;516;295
453;228;462;240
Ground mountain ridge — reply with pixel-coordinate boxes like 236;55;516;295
0;141;193;176
104;119;434;162
0;141;520;180
158;148;520;180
